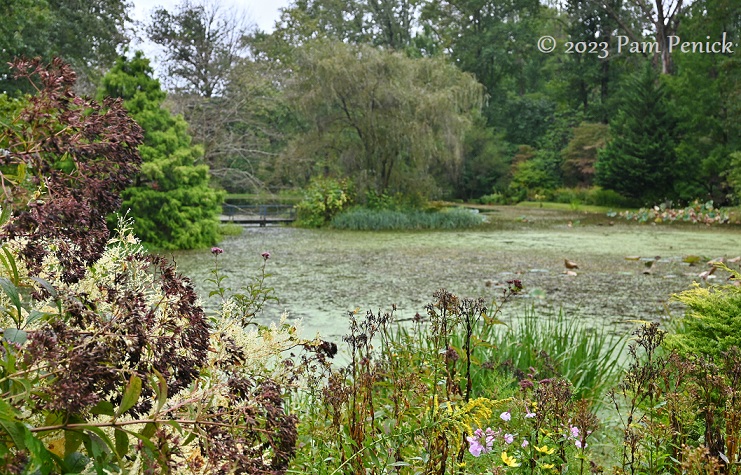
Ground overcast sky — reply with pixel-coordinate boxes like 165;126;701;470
128;0;290;76
129;0;290;34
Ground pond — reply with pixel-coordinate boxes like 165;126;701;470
168;207;741;341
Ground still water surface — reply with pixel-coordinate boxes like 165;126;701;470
168;219;740;340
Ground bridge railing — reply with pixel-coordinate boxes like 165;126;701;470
222;203;296;219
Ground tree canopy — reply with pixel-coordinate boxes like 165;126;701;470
0;0;131;95
145;0;251;97
595;65;678;204
287;40;484;199
2;0;739;209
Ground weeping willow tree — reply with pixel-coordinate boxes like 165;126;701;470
286;40;484;200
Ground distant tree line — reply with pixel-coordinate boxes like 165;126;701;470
1;0;740;246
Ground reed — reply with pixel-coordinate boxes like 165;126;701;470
330;207;485;230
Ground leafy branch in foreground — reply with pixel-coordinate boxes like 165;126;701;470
0;57;143;284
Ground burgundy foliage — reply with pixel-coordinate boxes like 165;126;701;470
0;57;143;283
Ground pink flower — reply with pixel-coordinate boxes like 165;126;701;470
485;428;496;447
522;439;529;448
525;411;536;418
467;428;495;457
467;436;484;457
575;440;587;449
261;251;271;260
504;433;514;444
500;411;511;422
211;247;223;255
570;426;580;439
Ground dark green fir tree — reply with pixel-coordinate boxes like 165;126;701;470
98;51;224;249
595;64;678;205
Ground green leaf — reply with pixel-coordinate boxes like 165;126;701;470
0;398;20;419
83;434;109;475
140;422;157;439
64;430;85;458
0;419;27;450
4;328;27;345
0;276;22;319
117;374;142;416
63;452;89;473
0;206;10;227
181;431;197;446
151;369;168;414
113;429;128;459
81;428;116;475
83;426;116;455
24;429;57;475
25;309;48;326
126;425;159;453
0;246;19;285
90;400;115;417
163;420;183;434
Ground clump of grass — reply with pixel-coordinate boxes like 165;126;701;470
330;207;485;230
467;306;626;406
218;222;244;236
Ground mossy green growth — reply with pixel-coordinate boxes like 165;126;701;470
669;264;741;360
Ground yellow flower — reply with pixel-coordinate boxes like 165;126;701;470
534;445;555;455
501;451;521;467
542;463;555;469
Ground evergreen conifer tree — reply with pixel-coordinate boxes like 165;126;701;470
99;51;223;249
595;64;678;204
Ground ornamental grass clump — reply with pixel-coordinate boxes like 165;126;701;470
330;207;485;230
460;306;625;408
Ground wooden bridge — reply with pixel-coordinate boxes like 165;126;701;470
220;204;296;226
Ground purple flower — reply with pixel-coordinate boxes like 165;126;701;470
485;428;496;447
575;440;586;449
519;379;534;389
500;411;511;422
261;251;271;260
467;428;495;457
570;426;580;439
504;433;514;444
522;439;529;448
467;436;484;457
525;411;536;418
211;247;223;255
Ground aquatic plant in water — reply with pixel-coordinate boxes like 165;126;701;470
609;200;730;224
